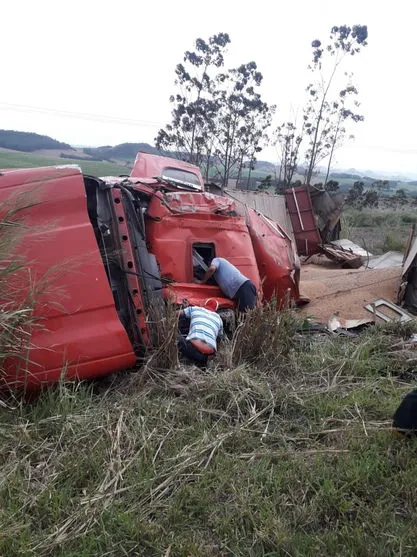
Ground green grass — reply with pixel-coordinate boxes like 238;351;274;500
382;231;408;252
342;208;416;254
344;208;417;228
0;151;131;177
2;319;417;556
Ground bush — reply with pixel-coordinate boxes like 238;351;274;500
382;232;407;252
229;301;299;370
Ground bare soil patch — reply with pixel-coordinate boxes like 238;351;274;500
32;148;91;159
299;261;402;322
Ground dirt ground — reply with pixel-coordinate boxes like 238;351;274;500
298;257;403;323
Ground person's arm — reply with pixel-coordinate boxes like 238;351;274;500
194;264;216;285
177;300;191;318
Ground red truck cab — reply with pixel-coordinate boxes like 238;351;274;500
0;153;299;390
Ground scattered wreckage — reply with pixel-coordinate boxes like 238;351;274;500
281;183;417;335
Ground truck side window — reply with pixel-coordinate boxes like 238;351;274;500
192;243;216;284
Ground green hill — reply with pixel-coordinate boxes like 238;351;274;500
83;142;159;162
0;130;72;152
0;150;131;176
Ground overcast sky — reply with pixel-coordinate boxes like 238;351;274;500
1;0;415;174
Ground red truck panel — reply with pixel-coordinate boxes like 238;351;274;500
246;208;299;304
146;191;261;303
285;185;321;256
0;166;136;389
165;283;235;310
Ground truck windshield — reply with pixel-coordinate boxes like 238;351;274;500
161;167;201;188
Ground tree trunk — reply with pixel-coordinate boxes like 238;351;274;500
189;63;209;163
222;143;229;192
205;151;211;183
306;60;340;185
283;142;290;185
324;113;343;187
223;113;238;192
247;156;253;190
189;97;199;165
236;152;244;188
306;98;325;185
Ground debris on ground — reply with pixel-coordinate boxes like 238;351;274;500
327;313;374;332
399;234;417;315
320;243;364;268
331;239;372;259
365;251;403;270
363;298;414;323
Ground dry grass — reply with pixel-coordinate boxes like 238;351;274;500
0;313;417;556
145;297;179;371
227;301;299;369
0;195;41;381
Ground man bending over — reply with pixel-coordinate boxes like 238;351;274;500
195;257;257;312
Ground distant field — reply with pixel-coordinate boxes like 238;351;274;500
2;150;416;195
333;177;417;194
290;172;417;194
0;151;131;177
342;208;417;255
234;170;417;192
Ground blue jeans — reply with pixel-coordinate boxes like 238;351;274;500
178;336;208;368
234;280;257;312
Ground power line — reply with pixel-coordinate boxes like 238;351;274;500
0;102;165;128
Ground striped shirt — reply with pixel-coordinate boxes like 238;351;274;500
183;306;224;351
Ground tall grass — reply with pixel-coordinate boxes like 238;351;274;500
145;298;179;371
343;207;414;254
0;196;40;383
227;301;299;369
382;231;407;252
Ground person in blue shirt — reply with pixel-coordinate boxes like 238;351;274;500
195;257;257;312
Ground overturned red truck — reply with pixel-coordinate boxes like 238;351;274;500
0;153;302;389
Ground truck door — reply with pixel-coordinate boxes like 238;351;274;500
0;166;136;389
285;185;321;256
